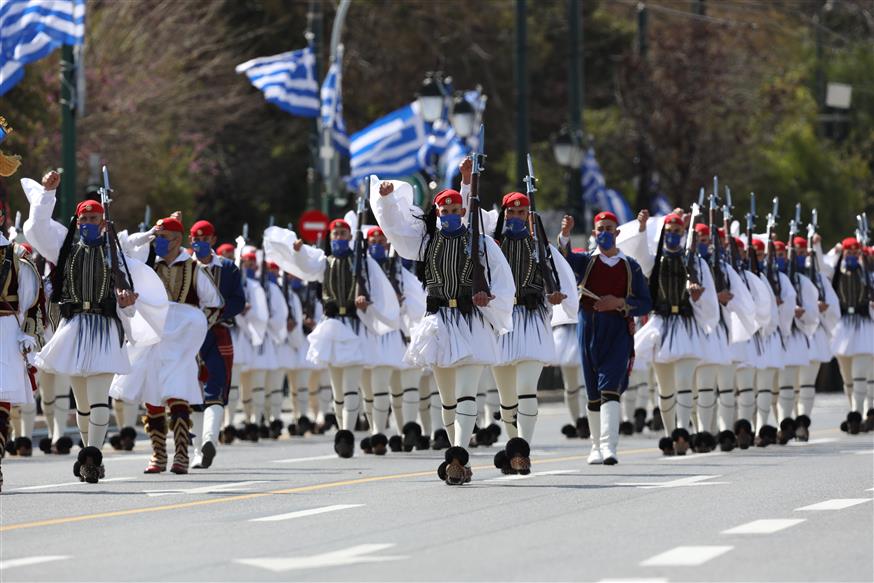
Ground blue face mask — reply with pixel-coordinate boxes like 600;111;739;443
191;240;211;259
664;232;682;250
796;255;806;270
369;243;386;261
439;213;462;234
291;279;303;290
776;257;787;272
79;223;101;245
845;255;859;269
697;242;710;259
245;267;256;279
331;239;350;255
267;272;278;283
504;217;528;239
153;236;170;257
596;231;615;251
758;260;765;272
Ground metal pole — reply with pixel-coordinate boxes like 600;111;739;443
814;10;825;138
60;44;77;219
635;2;650;212
568;0;583;221
306;0;322;210
321;0;351;214
515;0;529;188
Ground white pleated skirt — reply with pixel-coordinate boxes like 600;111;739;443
550;323;580;367
0;315;35;404
307;317;366;367
635;314;711;364
497;305;555;366
807;325;832;363
405;308;500;368
364;329;408;369
36;312;130;376
831;315;874;358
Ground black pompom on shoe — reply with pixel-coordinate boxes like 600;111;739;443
633;408;647;433
794;414;811;441
576;417;591;439
269;419;284;440
658;436;675;456
333;430;355;458
370;433;388;456
416;435;430;450
505;437;531;475
671;428;691;455
777;418;797;445
77;446;103;484
493;449;512;474
437;460;449;481
717;430;737;452
15;437;33;457
431;429;450;450
120;427;137;451
219;425;237;445
734;419;753;450
444;446;470;485
619;421;634;436
487;423;502;441
54;436;73;455
109;434;123;451
388;434;403;453
39;437;53;454
864;409;874;433
402;422;422;452
692;431;715;454
297;416;314;435
846;411;863;435
561;423;578;439
755;425;778;447
359;436;373;454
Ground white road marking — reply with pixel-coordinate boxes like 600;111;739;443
12;477;135;491
662;451;721;461
597;579;668;583
0;556;70;570
101;455;150;464
795;498;873;511
787;437;838;446
250;504;364;523
235;543;407;572
143;480;268;497
271;454;338;464
640;546;733;567
840;449;874;455
485;469;580;482
722;518;806;534
617;475;728;489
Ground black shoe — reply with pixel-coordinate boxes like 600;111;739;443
120;427;137;451
297;416;314;435
619;421;634;436
633;408;647;433
287;423;299;437
244;423;260;442
334;430;354;458
355;415;370;432
777;418;796;445
493;449;513;475
402;422;422;452
416;435;431;450
755;425;778;447
77;446;103;484
444;446;470;485
323;413;338;431
692;431;716;453
846;411;863;435
258;424;271;439
54;436;73;455
219;425;237;445
658;436;675;456
109;434;123;451
200;441;216;469
14;437;33;457
39;437;53;454
650;407;664;432
505;437;531;475
672;428;691;455
269;419;283;440
734;419;753;450
576;416;590;439
717;430;737;452
388;435;403;453
431;429;450;450
360;436;373;454
371;433;389;456
561;424;578;439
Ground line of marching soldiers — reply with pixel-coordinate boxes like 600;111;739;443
1;163;872;491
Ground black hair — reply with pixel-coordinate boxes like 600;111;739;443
493;208;505;245
50;215;79;303
648;222;667;303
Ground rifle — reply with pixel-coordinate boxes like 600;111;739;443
138;205;152;233
806;210;826;302
469;124;490;296
98;166;135;293
708;177;728;292
352;180;369;301
723;186;742;276
787;203;804;309
686;202;702;287
856;212;874;302
764;197;781;298
523;153;560;294
746;192;759;276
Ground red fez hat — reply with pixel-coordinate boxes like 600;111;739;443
572;247;586;253
663;214;683;227
694;223;711;237
733;237;745;250
241;252;257;262
501;192;530;209
329;219;350;232
190;220;215;238
266;261;280;271
366;226;384;239
842;237;860;250
155;217;184;233
75;199;104;217
751;238;765;251
434;189;462;207
865;246;874;256
792;236;807;249
717;227;726;239
593;211;618;225
773;240;786;252
215;243;235;256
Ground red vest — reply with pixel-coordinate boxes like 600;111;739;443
580;256;629;312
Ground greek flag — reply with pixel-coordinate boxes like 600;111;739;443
320;54;349;157
418;90;486;188
651;192;673;216
350;101;427;183
236;46;319;118
0;0;85;96
581;147;633;223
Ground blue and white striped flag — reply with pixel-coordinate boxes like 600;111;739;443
236;47;319;118
350;101;427;183
581;147;633;223
320;52;349;157
651;192;673;216
0;0;85;96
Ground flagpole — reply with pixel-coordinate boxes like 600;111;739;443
306;0;323;210
515;0;529;189
60;44;77;219
322;0;351;214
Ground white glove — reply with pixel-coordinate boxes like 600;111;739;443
18;330;38;353
126;227;157;248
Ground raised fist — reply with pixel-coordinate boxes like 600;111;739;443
42;171;61;191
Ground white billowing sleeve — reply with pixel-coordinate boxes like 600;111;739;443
756;273;780;337
263;229;327;284
117;229;154;263
691;256;719;333
400;265;427;332
121;258;170;346
21;179;68;264
370;180;428;261
237;278;269;347
617;227;654;277
794;274;820;337
195;266;222;310
819;241;838;279
15;260;39;325
287;290;305;348
724;265;757;343
265;282;289;343
359;255;401;335
820;275;840;333
477;236;516;335
550;244;579;321
745;270;772;332
776;272;797;336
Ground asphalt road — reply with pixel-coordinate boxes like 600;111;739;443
1;393;872;582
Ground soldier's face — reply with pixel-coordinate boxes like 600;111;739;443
368;233;388;247
219;249;234;260
156;231;182;255
504;207;528;222
438;203;466;217
666;224;685;237
77;212;104;227
844;247;862;260
241;258;257;270
793;246;807;257
697;233;711;246
331;227;351;241
190;234;216;246
755;249;765;262
776;249;787;259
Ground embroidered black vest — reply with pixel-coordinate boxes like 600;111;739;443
322;254;356;317
836;266;869;316
500;236;544;305
423;231;473;301
654;254;693;317
59;242;117;317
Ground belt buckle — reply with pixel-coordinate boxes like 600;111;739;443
449;299;458;308
83;301;91;310
848;307;855;314
339;307;347;315
671;305;679;314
